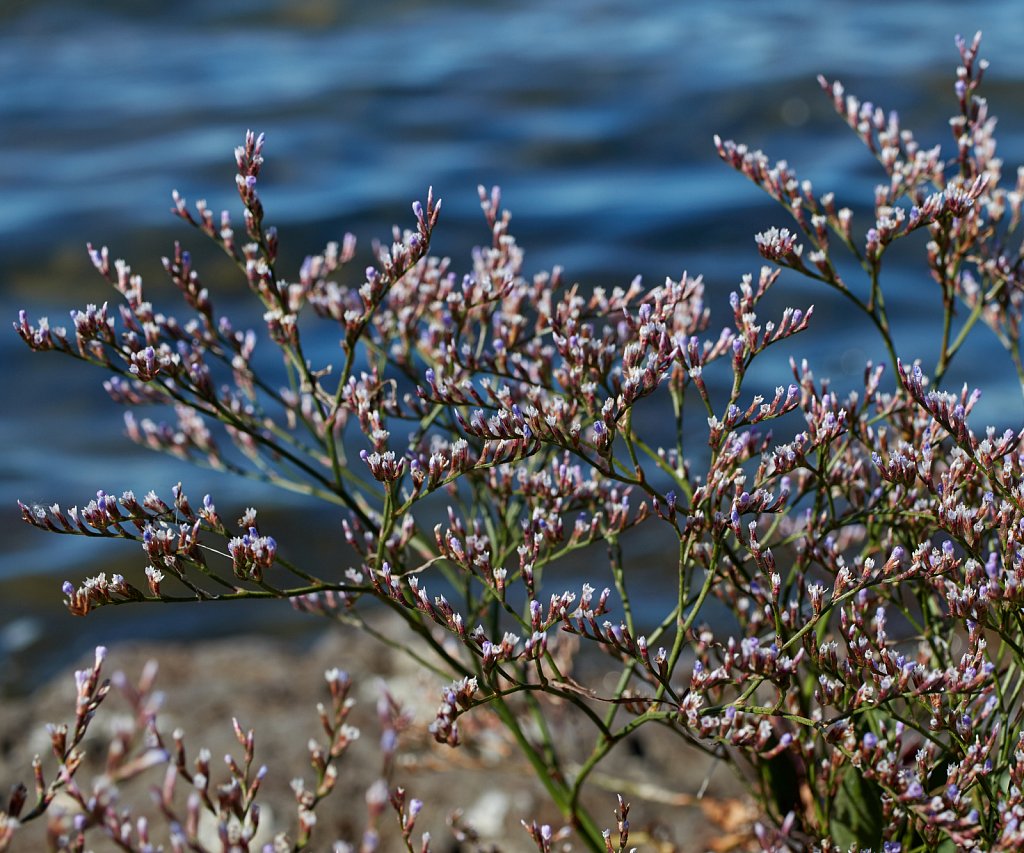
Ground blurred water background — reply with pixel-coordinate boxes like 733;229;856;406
4;0;1024;692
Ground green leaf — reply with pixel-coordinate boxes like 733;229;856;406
829;768;885;849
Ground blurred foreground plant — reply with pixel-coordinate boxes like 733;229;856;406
11;31;1024;852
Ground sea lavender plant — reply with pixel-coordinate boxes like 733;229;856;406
10;30;1024;852
0;643;443;851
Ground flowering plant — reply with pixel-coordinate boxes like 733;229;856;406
9;31;1024;852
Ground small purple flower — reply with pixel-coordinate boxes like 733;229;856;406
904;781;924;800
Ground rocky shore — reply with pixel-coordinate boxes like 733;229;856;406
0;615;753;851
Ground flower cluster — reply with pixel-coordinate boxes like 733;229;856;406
13;31;1024;853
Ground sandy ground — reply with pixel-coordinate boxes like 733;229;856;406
0;614;755;852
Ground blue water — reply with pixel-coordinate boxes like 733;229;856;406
4;0;1024;685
